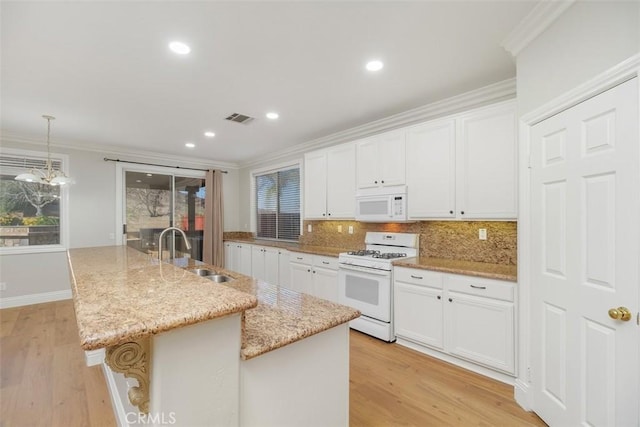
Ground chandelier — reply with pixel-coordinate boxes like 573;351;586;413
15;115;73;186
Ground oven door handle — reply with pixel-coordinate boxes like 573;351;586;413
339;264;391;276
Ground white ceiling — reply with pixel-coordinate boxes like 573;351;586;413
1;1;536;167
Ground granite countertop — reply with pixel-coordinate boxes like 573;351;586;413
393;257;517;282
184;265;360;360
68;246;258;351
224;238;350;258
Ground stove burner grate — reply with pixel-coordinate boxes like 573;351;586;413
372;252;407;260
347;250;381;256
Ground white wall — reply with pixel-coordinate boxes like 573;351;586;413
516;0;639;115
0;139;240;302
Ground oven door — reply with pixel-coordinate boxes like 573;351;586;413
338;264;391;322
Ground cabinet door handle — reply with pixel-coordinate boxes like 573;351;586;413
410;275;423;280
322;261;330;265
312;270;316;274
322;213;326;216
470;285;486;290
460;211;465;215
448;298;453;302
307;269;311;272
449;210;454;215
437;295;441;300
328;213;331;216
296;257;304;260
381;180;385;184
374;180;378;184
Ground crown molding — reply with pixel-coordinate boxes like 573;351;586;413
239;77;516;169
501;0;576;58
0;133;239;171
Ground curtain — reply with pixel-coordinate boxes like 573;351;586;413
203;169;224;267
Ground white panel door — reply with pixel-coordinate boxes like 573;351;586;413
530;78;639;426
326;143;356;218
406;119;457;218
304;150;328;219
237;244;252;277
289;262;312;294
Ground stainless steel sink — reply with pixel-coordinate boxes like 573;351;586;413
193;268;214;276
208;274;232;283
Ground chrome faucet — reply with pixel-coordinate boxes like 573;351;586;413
158;227;192;261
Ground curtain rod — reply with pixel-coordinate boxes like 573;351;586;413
103;157;228;173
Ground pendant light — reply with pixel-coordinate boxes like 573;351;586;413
15;115;73;186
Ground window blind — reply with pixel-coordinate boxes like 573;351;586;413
256;167;300;241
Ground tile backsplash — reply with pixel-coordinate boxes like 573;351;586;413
299;220;517;265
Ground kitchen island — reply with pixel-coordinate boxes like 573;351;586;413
68;246;360;427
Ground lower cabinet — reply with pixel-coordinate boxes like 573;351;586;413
394;266;515;376
224;242;252;276
289;253;339;302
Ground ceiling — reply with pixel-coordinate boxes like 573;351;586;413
1;1;536;167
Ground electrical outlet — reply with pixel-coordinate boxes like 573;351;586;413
337;225;343;233
479;228;487;240
0;282;6;291
348;225;354;234
307;224;312;232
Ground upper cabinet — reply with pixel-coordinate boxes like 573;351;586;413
406;101;517;220
304;142;356;220
456;102;517;219
406;120;457;218
356;131;406;189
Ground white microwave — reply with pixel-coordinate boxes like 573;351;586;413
355;185;409;222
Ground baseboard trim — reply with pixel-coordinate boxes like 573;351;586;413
85;348;105;367
396;337;515;386
102;363;130;427
514;378;533;411
0;289;72;309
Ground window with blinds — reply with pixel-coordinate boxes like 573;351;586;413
256;167;300;241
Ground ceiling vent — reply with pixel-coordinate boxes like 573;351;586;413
225;113;255;124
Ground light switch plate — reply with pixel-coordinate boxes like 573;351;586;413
337;225;343;233
307;224;312;232
348;225;354;234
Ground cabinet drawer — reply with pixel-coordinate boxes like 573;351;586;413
313;256;339;270
446;275;514;302
290;252;313;265
394;267;444;289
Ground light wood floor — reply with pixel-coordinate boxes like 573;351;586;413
1;300;545;426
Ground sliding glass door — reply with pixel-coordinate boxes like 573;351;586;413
122;169;205;261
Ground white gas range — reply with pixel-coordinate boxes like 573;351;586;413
338;232;419;342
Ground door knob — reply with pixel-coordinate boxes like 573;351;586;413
608;306;632;321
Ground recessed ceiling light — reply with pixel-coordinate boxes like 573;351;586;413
169;41;191;55
266;112;279;120
365;60;384;72
185;142;196;148
204;131;216;138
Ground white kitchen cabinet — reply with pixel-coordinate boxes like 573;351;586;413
224;242;235;271
277;249;290;288
394;266;515;376
405;100;517;220
446;291;514;375
304;143;356;219
394;268;445;350
356;131;405;189
225;242;252;276
251;245;279;284
455;101;517;219
406;119;457;218
289;253;339;302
